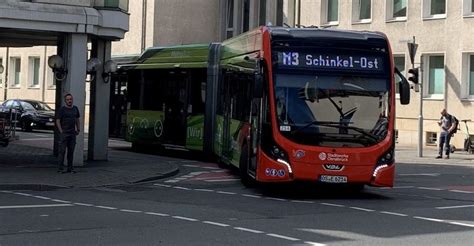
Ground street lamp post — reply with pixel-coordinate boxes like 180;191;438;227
407;36;423;157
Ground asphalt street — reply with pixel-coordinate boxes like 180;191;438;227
0;130;473;245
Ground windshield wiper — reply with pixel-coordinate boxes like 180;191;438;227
291;121;352;135
291;121;379;142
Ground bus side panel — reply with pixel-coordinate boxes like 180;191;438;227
126;110;165;144
186;114;204;151
214;115;225;156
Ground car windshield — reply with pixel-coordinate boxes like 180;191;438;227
274;73;390;147
22;101;52;111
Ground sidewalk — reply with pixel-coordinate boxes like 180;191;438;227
395;145;474;166
0;138;472;191
0;137;179;190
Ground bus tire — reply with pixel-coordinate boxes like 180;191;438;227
239;144;255;187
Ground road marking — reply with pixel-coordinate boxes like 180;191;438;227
74;203;93;207
0;204;73;209
266;233;299;241
392;186;414;189
449;190;474;194
436;204;474;210
203;221;230;227
349;207;375;212
120;209;142;213
205;179;240;182
33;196;51;200
153;184;172;188
320;203;345;207
173;216;198;222
51;199;71;203
217;191;237;195
380;211;408;217
145;212;169;217
95;205;117;210
414;216;444;222
417;187;443;191
14;192;32;196
448;222;474;228
291;200;314;204
398;173;440;176
234;227;264;234
194;188;214;192
304;241;327;246
266;197;287;202
173;186;191;190
242;194;262;198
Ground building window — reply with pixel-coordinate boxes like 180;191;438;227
353;0;371;23
387;0;407;21
427;132;437;145
426;55;445;96
225;0;234;39
0;57;3;86
394;56;405;94
242;0;250;32
423;0;446;19
462;53;474;99
322;0;339;25
10;57;21;87
259;0;267;25
463;0;474;16
29;57;40;87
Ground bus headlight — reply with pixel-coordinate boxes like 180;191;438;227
373;148;394;177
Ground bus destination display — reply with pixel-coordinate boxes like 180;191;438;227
277;51;384;72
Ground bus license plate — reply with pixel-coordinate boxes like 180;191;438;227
319;175;348;183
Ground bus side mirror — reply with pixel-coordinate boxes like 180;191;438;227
253;72;263;98
394;67;410;105
399;79;410;105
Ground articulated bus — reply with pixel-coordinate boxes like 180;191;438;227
122;26;410;188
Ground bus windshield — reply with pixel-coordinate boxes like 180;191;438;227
274;73;390;147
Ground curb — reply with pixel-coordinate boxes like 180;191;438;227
0;183;70;191
131;167;180;184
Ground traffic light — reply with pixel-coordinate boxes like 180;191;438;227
408;68;419;84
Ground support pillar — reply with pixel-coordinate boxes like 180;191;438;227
88;39;111;160
56;33;87;166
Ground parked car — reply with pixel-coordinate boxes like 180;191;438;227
0;99;55;132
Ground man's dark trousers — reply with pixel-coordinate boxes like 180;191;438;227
58;134;76;171
438;132;452;156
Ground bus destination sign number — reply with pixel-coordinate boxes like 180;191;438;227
278;52;383;72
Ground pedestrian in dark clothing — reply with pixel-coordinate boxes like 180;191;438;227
436;109;456;159
56;93;80;173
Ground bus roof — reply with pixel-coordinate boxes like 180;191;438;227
119;43;211;70
267;26;388;48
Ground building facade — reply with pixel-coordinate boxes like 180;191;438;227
2;0;473;150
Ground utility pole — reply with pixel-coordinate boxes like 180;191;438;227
407;36;423;157
3;47;9;101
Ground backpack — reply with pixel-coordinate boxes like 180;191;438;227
450;115;459;134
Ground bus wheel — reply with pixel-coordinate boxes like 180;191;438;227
239;144;255;187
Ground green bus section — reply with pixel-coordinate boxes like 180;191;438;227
128;44;209;70
228;118;244;167
186;115;205;151
126;110;164;144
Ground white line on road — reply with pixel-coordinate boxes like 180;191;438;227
290;200;314;204
448;222;474;228
414;216;444;222
320;203;345;207
349;207;375;212
120;209;142;213
194;188;214;192
398;173;440;176
95;205;117;210
173;186;191;190
449;190;474;194
205;179;240;182
153;184;172;188
0;204;73;209
33;196;51;200
380;211;408;217
417;187;443;191
233;227;264;234
217;191;237;195
51;199;71;203
266;197;287;202
172;216;199;222
74;203;93;207
436;204;474;210
241;194;262;198
304;241;327;246
266;233;300;241
392;186;415;189
145;212;169;217
203;221;230;227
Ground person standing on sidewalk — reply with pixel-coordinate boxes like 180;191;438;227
436;109;456;159
56;93;80;173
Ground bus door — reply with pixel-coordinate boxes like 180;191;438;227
221;74;233;160
248;97;261;174
163;73;189;146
